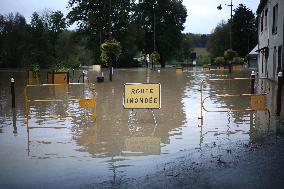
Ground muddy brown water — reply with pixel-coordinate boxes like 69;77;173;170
0;68;278;188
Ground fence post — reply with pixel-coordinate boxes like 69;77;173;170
276;71;283;116
11;78;15;108
82;72;85;83
251;71;256;94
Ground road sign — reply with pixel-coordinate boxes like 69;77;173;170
79;98;96;108
123;83;161;109
251;94;266;110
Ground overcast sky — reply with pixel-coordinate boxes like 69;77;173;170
0;0;260;34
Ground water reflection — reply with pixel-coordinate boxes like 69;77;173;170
0;68;281;187
75;69;187;158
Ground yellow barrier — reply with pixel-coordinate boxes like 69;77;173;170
47;72;70;84
24;83;96;129
199;77;269;121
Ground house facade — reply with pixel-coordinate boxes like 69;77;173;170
257;0;284;81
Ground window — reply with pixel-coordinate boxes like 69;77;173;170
272;4;278;34
260;12;264;32
264;9;268;30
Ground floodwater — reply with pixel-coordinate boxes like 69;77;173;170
0;68;280;188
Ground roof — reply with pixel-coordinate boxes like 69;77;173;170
257;0;268;14
249;45;258;55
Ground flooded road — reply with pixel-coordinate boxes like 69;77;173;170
0;68;281;188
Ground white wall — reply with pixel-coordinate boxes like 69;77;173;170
258;0;284;81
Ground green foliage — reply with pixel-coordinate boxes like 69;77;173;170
180;34;193;61
51;62;69;72
206;21;230;58
136;0;187;67
207;4;257;58
214;57;225;66
0;11;92;69
224;49;238;61
232;4;257;57
244;54;250;62
0;0;187;68
68;0;133;65
63;59;80;69
100;39;121;65
196;55;211;66
49;11;66;34
150;51;160;65
30;64;40;78
0;13;30;67
233;57;243;65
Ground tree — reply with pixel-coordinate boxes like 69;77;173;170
67;0;134;64
29;11;53;67
232;4;257;57
49;11;66;46
206;21;230;58
100;39;121;81
224;49;238;61
180;33;194;61
0;13;29;67
136;0;187;67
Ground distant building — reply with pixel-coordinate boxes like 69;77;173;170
257;0;284;81
248;45;258;69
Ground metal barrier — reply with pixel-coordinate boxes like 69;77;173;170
199;77;270;121
24;83;96;129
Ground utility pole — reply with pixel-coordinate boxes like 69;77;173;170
153;3;156;70
229;0;233;50
108;0;112;39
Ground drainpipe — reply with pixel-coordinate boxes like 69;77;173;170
276;71;283;116
257;13;260;74
282;18;284;71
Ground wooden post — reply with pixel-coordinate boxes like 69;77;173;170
12;108;17;134
109;61;113;82
11;78;15;108
229;61;232;73
251;71;256;94
82;72;85;83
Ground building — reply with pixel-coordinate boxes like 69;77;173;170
257;0;284;81
248;45;258;69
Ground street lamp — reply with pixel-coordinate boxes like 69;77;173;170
217;0;233;50
145;1;158;70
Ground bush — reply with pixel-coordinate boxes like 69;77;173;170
150;51;160;65
197;55;211;66
63;59;80;69
224;49;238;61
214;57;225;66
233;57;241;65
100;39;121;65
30;64;40;78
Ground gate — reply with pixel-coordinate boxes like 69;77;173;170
199;77;270;121
24;83;96;129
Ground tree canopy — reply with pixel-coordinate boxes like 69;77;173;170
207;4;257;59
232;4;257;57
67;0;187;67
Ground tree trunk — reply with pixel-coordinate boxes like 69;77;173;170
160;58;166;68
109;60;112;81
